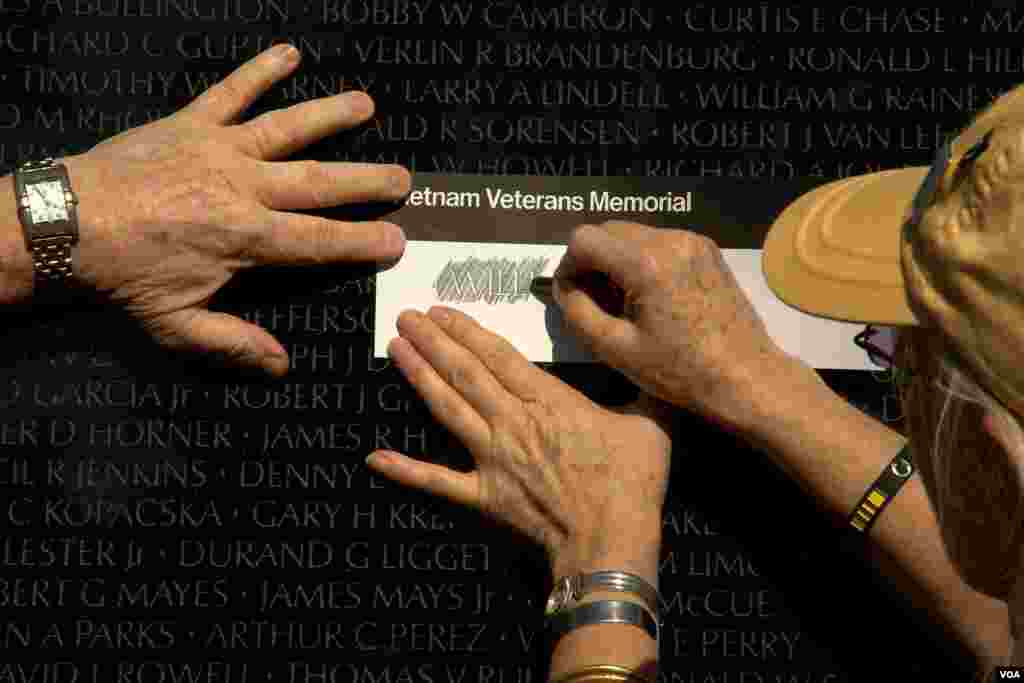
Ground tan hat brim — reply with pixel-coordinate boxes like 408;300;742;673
763;166;930;326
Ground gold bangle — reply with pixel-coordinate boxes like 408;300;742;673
549;664;654;683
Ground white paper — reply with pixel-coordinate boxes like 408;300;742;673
375;241;880;370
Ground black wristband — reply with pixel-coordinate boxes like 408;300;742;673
849;442;914;534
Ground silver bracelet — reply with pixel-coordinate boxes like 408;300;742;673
546;571;659;617
546;600;659;647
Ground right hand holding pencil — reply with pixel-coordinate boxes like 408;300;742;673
552;221;794;433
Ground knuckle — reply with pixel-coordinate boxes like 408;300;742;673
442;309;470;339
220;337;254;365
212;78;242;105
669;232;699;262
590;317;620;346
423;466;449;496
695;233;720;258
248;120;280;159
308;220;335;264
476;345;501;371
302;161;334;207
528;395;561;428
568;223;593;246
438;392;465;426
447;364;478;394
636;247;661;282
443;365;463;391
411;363;437;395
245;210;281;257
477;474;498;517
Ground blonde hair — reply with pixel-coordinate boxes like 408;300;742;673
894;326;1024;680
896;326;1024;597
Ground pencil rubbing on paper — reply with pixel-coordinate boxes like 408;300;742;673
434;256;549;304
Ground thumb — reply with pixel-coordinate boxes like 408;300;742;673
554;274;638;363
155;308;290;377
553;224;650;363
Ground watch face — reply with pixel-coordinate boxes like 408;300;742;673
28;180;69;223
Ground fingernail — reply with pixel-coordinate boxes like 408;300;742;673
341;90;371;116
428;306;450;324
386;224;406;250
367;452;393;467
396;310;423;331
391;167;412;197
275;44;298;62
266;353;289;377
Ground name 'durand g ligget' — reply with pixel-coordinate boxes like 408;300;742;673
407;186;692;213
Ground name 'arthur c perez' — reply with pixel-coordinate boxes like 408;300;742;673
407;186;692;213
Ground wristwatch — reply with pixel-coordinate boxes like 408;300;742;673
545;571;660;645
13;158;80;287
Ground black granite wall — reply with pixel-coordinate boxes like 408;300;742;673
0;4;1009;682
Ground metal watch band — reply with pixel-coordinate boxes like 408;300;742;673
14;158;79;287
546;600;659;646
28;237;75;282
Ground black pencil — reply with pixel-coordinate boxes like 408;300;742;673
530;276;554;299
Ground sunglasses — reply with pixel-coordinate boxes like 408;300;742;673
855;325;899;370
853;324;919;389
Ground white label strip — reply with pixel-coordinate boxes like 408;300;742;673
375;241;878;371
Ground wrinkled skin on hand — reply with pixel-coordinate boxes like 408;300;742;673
67;44;410;376
554;221;790;433
366;306;672;580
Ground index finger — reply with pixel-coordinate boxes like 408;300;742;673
554;223;656;296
